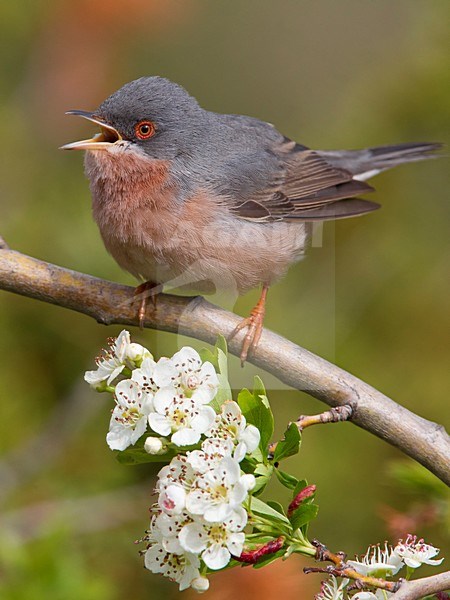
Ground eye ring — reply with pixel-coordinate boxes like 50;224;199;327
134;120;155;140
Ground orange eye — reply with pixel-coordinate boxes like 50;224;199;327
134;120;155;140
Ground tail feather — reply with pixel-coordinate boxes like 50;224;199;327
318;142;444;181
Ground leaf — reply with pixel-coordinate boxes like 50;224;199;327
254;463;273;477
251;475;271;496
293;479;308;497
215;335;228;358
252;549;285;569
249;496;291;527
116;445;177;465
266;501;287;517
238;383;274;456
253;375;270;408
289;503;319;531
274;469;299;490
273;423;301;462
198;347;216;367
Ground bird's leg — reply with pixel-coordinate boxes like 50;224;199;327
133;281;162;329
229;286;268;365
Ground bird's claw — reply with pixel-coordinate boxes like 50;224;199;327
133;281;161;329
229;304;265;366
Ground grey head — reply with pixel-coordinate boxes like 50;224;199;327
62;76;210;160
98;77;209;158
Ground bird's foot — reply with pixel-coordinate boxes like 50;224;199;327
133;281;162;328
229;287;268;365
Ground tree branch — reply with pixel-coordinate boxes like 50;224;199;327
390;571;450;600
0;244;449;485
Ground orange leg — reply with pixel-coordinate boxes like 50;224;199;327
229;286;268;365
133;281;162;329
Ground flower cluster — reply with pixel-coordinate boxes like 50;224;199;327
85;331;261;591
143;437;257;590
85;331;225;451
317;537;444;600
347;537;443;580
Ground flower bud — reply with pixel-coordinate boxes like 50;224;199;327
236;537;285;564
191;576;210;593
287;484;316;516
126;343;152;365
144;436;166;455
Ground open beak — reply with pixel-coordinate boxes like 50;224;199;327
60;110;122;150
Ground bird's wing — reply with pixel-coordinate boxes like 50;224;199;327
228;143;379;222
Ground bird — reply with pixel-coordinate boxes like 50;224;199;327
61;76;441;364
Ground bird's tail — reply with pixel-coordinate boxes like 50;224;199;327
318;142;443;181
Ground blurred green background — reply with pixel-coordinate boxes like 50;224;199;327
0;1;449;598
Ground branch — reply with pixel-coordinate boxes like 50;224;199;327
390;571;450;600
0;244;449;485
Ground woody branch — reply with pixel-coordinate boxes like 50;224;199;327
0;238;449;486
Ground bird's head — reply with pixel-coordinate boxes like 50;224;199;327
61;77;206;160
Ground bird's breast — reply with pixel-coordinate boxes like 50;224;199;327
84;149;309;294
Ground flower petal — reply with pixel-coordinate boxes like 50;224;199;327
202;544;231;570
153;357;179;388
179;523;208;554
106;425;132;451
172;428;201;447
153;387;178;414
191;406;216;433
204;503;232;523
186;491;209;515
149;413;172;436
226;532;245;557
241;424;261;453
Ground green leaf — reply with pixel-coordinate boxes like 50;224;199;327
274;469;299;490
238;383;274;456
252;549;285;569
273;423;301;462
198;347;217;368
251;475;271;495
250;497;291;527
266;501;287;517
253;375;269;408
289;503;319;531
254;463;272;476
116;445;177;465
215;335;228;358
293;479;308;498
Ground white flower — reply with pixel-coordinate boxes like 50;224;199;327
85;330;151;388
315;576;348;600
206;401;260;456
144;544;201;591
186;456;255;523
158;484;187;516
347;543;403;578
153;511;193;555
191;576;210;592
157;455;197;493
187;438;235;473
131;356;158;395
106;379;152;450
149;389;216;446
170;347;220;404
179;507;247;570
393;535;443;569
353;592;393;600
